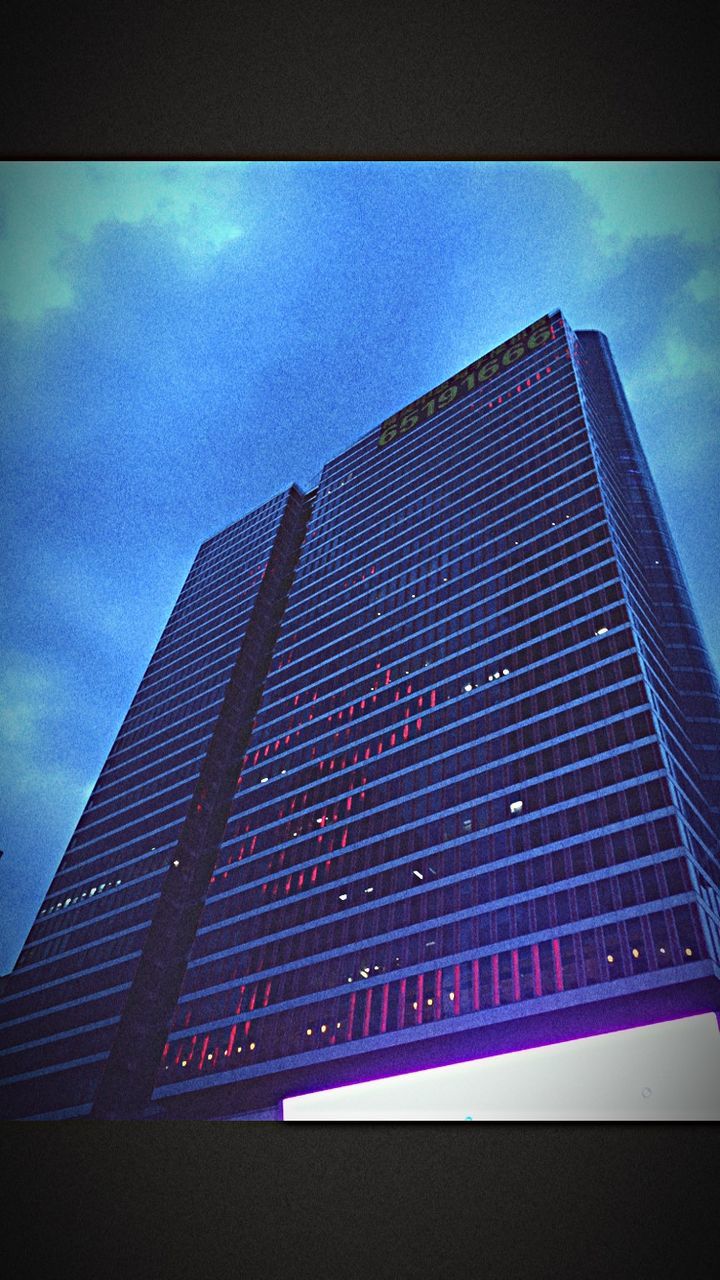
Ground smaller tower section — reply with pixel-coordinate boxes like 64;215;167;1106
0;486;309;1119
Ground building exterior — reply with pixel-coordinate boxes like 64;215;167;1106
2;310;719;1120
0;488;309;1119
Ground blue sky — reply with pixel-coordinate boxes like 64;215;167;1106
1;160;718;974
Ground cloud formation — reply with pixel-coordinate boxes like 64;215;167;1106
555;161;720;251
0;161;245;323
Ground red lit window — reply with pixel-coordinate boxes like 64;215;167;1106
397;978;407;1030
552;938;564;991
380;984;389;1034
531;943;542;996
511;950;521;1001
362;988;373;1038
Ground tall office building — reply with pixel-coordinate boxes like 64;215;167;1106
2;311;719;1120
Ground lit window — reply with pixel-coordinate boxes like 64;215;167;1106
364;886;374;893
360;968;369;978
607;954;614;963
249;1043;255;1050
181;1060;187;1067
685;947;693;956
595;626;608;636
510;800;523;815
306;1028;313;1036
412;1001;418;1010
339;893;347;901
502;668;510;676
260;776;269;783
413;869;424;879
463;683;473;693
632;948;640;958
449;992;455;1000
321;1025;327;1033
336;1022;342;1029
173;859;180;867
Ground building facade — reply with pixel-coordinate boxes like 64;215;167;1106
2;311;719;1119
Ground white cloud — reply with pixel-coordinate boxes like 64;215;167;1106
0;650;91;840
0;161;246;322
0;651;57;749
625;326;719;398
552;161;720;251
686;265;720;302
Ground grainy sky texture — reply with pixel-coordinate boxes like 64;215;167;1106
1;160;718;973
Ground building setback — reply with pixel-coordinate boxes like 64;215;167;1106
0;488;309;1119
1;311;719;1119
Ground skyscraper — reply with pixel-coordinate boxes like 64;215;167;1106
2;311;719;1120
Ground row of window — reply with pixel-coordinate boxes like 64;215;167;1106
285;396;587;632
161;902;706;1086
184;842;689;1020
191;773;675;975
255;491;612;738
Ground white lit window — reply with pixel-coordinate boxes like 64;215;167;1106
338;892;348;901
595;626;608;636
510;800;523;815
413;869;424;879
